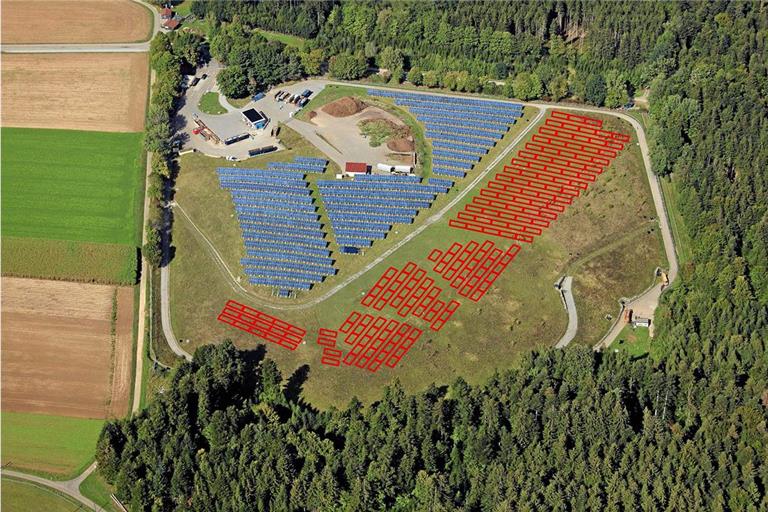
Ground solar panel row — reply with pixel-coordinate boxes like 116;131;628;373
218;166;336;292
319;178;448;248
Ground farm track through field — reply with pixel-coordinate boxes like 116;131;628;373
0;0;160;53
2;463;100;512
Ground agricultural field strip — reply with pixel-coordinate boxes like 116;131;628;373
1;128;143;246
2;0;161;48
1;467;99;511
168;106;546;314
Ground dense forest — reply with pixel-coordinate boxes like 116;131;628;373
101;1;768;510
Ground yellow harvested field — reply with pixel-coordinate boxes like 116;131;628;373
1;277;134;419
1;53;148;132
2;0;151;44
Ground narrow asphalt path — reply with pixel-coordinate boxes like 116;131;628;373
555;277;578;348
3;463;102;511
160;264;191;361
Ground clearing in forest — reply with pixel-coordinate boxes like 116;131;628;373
170;89;666;408
1;53;149;133
1;0;152;44
1;277;134;420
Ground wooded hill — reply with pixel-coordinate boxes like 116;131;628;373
99;1;768;510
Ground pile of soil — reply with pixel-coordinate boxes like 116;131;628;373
387;137;415;152
323;96;368;117
308;110;317;120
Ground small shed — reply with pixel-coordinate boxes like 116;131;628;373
633;317;651;328
345;162;368;174
242;109;268;129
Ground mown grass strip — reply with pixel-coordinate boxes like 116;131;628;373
1;412;103;480
1;127;143;246
2;477;83;512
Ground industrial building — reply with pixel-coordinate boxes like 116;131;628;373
242;108;268;130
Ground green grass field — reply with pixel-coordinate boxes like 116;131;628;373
226;96;252;108
2;478;82;512
255;28;308;48
614;324;652;357
167;97;665;408
2;237;137;284
80;471;119;512
1;412;103;479
198;92;227;115
1;128;144;245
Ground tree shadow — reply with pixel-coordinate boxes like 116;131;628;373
284;364;311;404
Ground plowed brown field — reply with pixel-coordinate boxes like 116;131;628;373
2;0;151;44
1;53;149;132
1;277;134;419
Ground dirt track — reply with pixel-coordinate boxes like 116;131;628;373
1;53;148;132
1;277;133;419
2;0;151;44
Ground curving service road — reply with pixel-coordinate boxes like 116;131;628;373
2;463;103;511
160;82;678;356
554;277;578;348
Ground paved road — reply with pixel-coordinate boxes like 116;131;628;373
0;0;160;54
1;43;151;53
555;277;578;348
559;107;679;350
284;117;347;170
2;462;103;511
160;263;191;361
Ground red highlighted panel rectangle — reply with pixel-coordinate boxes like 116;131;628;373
217;300;306;350
431;300;461;331
334;311;421;372
316;328;338;347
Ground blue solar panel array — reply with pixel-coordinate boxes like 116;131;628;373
318;175;448;249
217;165;336;292
367;89;523;186
266;156;328;173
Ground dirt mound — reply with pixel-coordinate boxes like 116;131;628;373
309;110;317;120
387;137;415;152
323;96;368;117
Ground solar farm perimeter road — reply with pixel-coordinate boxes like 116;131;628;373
161;86;678;355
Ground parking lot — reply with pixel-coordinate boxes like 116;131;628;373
177;64;328;160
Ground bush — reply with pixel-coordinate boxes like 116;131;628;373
328;52;367;80
217;66;249;98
